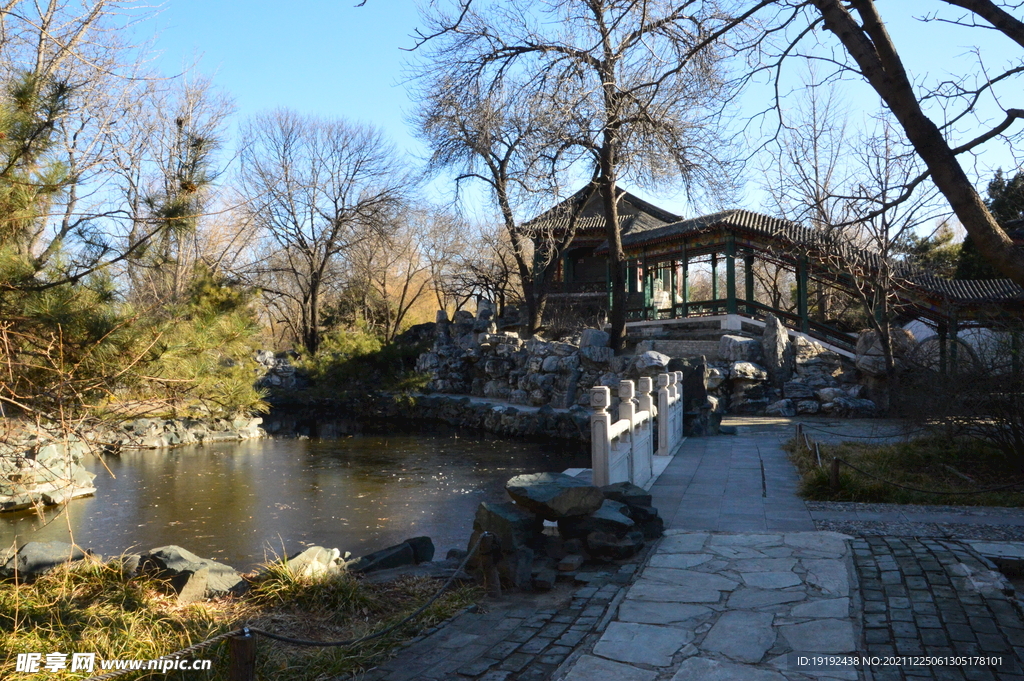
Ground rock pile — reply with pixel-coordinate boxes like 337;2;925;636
700;316;877;419
0;427;96;512
468;473;664;592
255;349;302;390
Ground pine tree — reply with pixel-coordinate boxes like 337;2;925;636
956;170;1024;280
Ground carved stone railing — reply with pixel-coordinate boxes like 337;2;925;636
591;372;683;488
657;371;684;456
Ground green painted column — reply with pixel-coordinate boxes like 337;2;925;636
938;322;947;375
797;256;809;333
711;253;718;302
669;258;677;318
725;235;737;315
744;253;755;315
681;247;689;318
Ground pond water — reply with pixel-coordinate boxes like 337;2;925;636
0;432;588;570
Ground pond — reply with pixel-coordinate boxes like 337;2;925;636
0;432;589;570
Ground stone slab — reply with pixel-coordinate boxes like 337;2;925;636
648;553;714;569
699;611;776;663
726;588;806;609
562;654;657;681
593;622;694;667
741;571;803;589
659;533;709;553
639;569;738;591
789;598;849;619
778;619;857;653
670;656;788;681
616;601;712;625
803;559;850;597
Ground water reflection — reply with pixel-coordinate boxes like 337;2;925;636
0;433;588;569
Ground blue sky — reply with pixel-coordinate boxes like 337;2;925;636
144;1;1022;223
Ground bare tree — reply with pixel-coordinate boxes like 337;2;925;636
416;0;736;349
238;110;408;354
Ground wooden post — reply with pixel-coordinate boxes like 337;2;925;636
670;258;677;318
830;457;840;493
229;633;256;681
726;234;737;315
795;423;803;444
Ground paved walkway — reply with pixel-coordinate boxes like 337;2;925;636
351;418;1024;681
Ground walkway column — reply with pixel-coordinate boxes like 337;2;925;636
796;256;809;333
726;234;737;315
938;321;948;375
681;246;689;318
744;253;755;315
711;253;718;302
670;258;677;319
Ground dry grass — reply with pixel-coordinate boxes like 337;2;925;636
1;556;480;680
786;435;1024;506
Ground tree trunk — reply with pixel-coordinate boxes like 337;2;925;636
601;177;625;351
813;0;1024;286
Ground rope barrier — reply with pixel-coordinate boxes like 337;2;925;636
85;535;485;680
797;423;934;440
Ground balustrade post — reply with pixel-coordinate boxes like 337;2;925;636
590;387;612;487
657;373;670;454
637;376;654;416
619;380;636;482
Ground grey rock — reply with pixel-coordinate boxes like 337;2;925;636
0;541;90;578
816;387;844;403
719;335;762;362
765;399;796;417
700;611;776;663
473;502;539;553
542;355;561;372
705;367;725;390
580;329;610;348
633;351;671;374
761;314;793;386
172;567;209;605
563;654;657;681
580;345;614;367
505;473;604;520
559;499;635;538
141;545;243;594
404;536;435;563
587;529;644;559
731;361;768;380
498;546;534;590
671;657;788;681
795;399;820;414
600;482;652;509
779;619;856;653
286;546;341;578
594;622;694;667
348;542;416;574
783;380;816;400
533;568;557;591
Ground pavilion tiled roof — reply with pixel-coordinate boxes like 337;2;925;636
601;208;1024;305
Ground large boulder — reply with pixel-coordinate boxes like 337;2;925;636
579;345;614;368
286;546;343;579
600;482;652;509
348;542;416;574
765;399;796;417
719;335;762;362
472;502;539;553
633;351;671;375
587;530;645;559
141;546;243;594
783;380;816;400
761;314;793;387
731;361;768;381
558;499;635;539
0;541;92;579
580;329;610;347
855;328;916;377
505;473;604;520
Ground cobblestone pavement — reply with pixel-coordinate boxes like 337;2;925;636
853;536;1024;681
556;530;859;681
355;567;634;681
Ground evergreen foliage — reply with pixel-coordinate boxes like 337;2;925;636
956;170;1024;280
